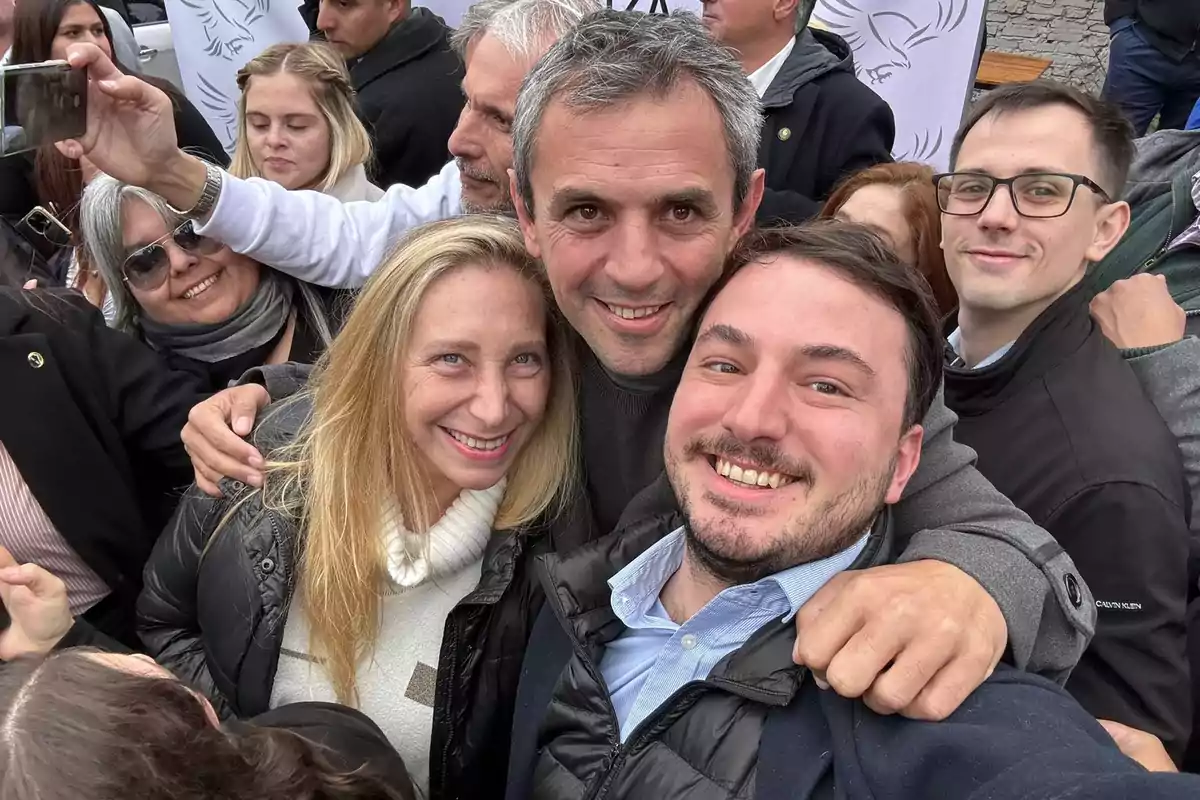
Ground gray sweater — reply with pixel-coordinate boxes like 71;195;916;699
1125;336;1200;538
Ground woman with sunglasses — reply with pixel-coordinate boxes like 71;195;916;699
79;174;339;391
0;0;226;290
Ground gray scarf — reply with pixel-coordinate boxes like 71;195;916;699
139;270;295;363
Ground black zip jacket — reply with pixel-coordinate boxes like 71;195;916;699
136;394;546;800
944;283;1192;760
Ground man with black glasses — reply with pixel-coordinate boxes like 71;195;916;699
938;81;1192;764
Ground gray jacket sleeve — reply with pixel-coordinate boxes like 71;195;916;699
1124;336;1200;538
892;386;1095;684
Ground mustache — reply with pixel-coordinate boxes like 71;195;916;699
684;434;814;483
456;158;498;183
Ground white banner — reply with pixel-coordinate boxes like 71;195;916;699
437;0;984;171
811;0;985;170
166;0;311;153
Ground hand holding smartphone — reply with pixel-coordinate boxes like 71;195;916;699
0;59;88;157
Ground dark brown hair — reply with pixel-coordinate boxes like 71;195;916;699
701;221;944;429
821;162;957;317
950;80;1135;198
0;649;415;800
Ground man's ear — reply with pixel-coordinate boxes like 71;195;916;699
884;424;924;505
733;168;766;240
509;168;541;258
774;0;800;23
1085;200;1132;263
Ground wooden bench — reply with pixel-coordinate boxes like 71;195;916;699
975;52;1053;89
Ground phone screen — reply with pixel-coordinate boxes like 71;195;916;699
0;62;87;157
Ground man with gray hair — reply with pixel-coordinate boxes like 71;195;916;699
65;7;1092;735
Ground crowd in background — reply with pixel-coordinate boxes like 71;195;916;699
0;0;1198;798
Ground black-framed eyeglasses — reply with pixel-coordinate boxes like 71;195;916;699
121;220;222;291
931;172;1112;219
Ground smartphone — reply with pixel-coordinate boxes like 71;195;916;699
0;595;9;633
0;60;87;157
17;204;72;252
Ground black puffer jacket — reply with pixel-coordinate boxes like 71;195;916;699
136;394;547;800
506;474;895;800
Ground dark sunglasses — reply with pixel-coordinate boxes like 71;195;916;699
121;220;222;291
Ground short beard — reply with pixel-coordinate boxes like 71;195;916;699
456;158;515;217
669;438;894;586
460;194;516;216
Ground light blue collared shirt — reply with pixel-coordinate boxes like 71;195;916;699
598;526;868;741
947;327;1014;369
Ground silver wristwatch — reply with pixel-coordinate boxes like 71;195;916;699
168;160;223;219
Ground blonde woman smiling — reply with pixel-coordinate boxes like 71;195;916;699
136;216;577;798
231;42;383;202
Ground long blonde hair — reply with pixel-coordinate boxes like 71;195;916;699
263;216;578;704
230;43;374;193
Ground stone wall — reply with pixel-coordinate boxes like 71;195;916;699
985;0;1110;92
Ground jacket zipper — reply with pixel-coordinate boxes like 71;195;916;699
266;514;293;601
432;534;526;798
583;683;713;800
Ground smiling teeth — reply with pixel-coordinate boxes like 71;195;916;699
183;274;219;300
715;458;793;489
448;429;509;451
606;303;663;320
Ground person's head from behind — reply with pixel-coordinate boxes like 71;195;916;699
0;649;414;800
81;174;263;332
12;0;113;64
822;162;957;316
512;9;766;378
664;222;942;582
316;0;406;60
231;43;373;193
699;0;801;55
939;81;1133;330
266;215;577;705
447;0;602;215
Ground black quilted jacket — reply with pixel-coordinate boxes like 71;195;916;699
136;394;547;800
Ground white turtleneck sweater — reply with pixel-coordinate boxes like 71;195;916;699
269;480;505;795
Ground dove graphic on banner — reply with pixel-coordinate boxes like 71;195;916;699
166;0;310;154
